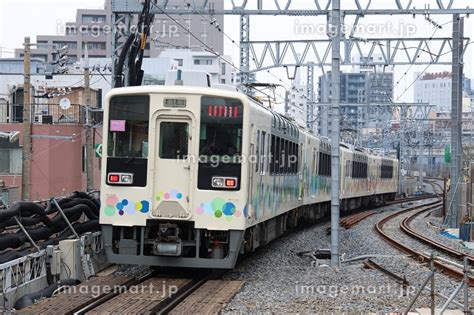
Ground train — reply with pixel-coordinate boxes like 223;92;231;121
100;81;398;269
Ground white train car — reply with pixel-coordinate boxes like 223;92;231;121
100;85;398;268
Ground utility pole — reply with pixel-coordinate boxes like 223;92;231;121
84;43;94;191
306;63;314;132
418;126;424;192
447;14;463;228
239;14;250;94
21;37;31;201
330;0;341;267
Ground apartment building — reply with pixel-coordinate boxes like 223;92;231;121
15;0;224;63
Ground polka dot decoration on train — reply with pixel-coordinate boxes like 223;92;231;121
196;198;242;221
103;194;150;216
156;190;185;202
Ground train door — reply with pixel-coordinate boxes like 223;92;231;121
153;116;193;219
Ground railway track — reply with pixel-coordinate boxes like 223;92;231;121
385;193;439;205
336;194;436;231
375;198;474;286
401;206;474;264
19;270;243;314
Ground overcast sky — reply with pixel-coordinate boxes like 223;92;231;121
1;0;473;104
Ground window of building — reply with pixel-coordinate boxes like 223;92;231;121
53;41;78;49
194;58;212;65
84;42;106;50
82;15;106;23
221;63;226;75
68;55;78;63
0;148;22;174
174;59;183;66
31;55;48;61
37;41;49;49
66;25;77;35
81;146;86;173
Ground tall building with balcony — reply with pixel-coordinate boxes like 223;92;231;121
318;71;393;145
15;0;224;63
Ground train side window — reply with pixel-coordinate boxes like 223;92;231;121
315;149;319;175
281;139;286;174
312;151;317;176
255;130;260;173
159;122;189;159
266;133;270;174
270;135;276;175
290;142;294;174
287;140;291;174
297;144;301;174
259;131;266;175
276;137;281;174
289;142;293;174
322;154;326;176
318;152;323;176
328;154;332;176
282;138;285;174
292;143;297;174
326;154;329;176
323;154;329;176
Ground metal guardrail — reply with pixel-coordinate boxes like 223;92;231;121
0;249;47;295
0;231;105;311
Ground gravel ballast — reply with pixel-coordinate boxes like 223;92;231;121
222;200;474;313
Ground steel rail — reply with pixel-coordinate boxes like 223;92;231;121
401;207;474;264
154;270;227;315
374;199;474;286
71;271;154;315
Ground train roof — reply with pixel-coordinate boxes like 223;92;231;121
106;85;246;101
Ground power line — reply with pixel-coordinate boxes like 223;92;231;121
152;2;290;106
171;1;313;103
395;39;474;101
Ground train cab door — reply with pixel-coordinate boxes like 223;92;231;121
153;116;193;219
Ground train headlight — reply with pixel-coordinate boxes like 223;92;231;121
108;173;134;185
212;177;225;188
121;174;133;184
225;178;237;188
108;174;120;183
212;177;238;189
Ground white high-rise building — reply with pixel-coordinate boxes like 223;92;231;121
285;69;316;132
414;71;472;113
414;72;452;113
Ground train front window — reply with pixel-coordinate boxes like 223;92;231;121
199;97;243;162
159;122;189;159
107;95;150;158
